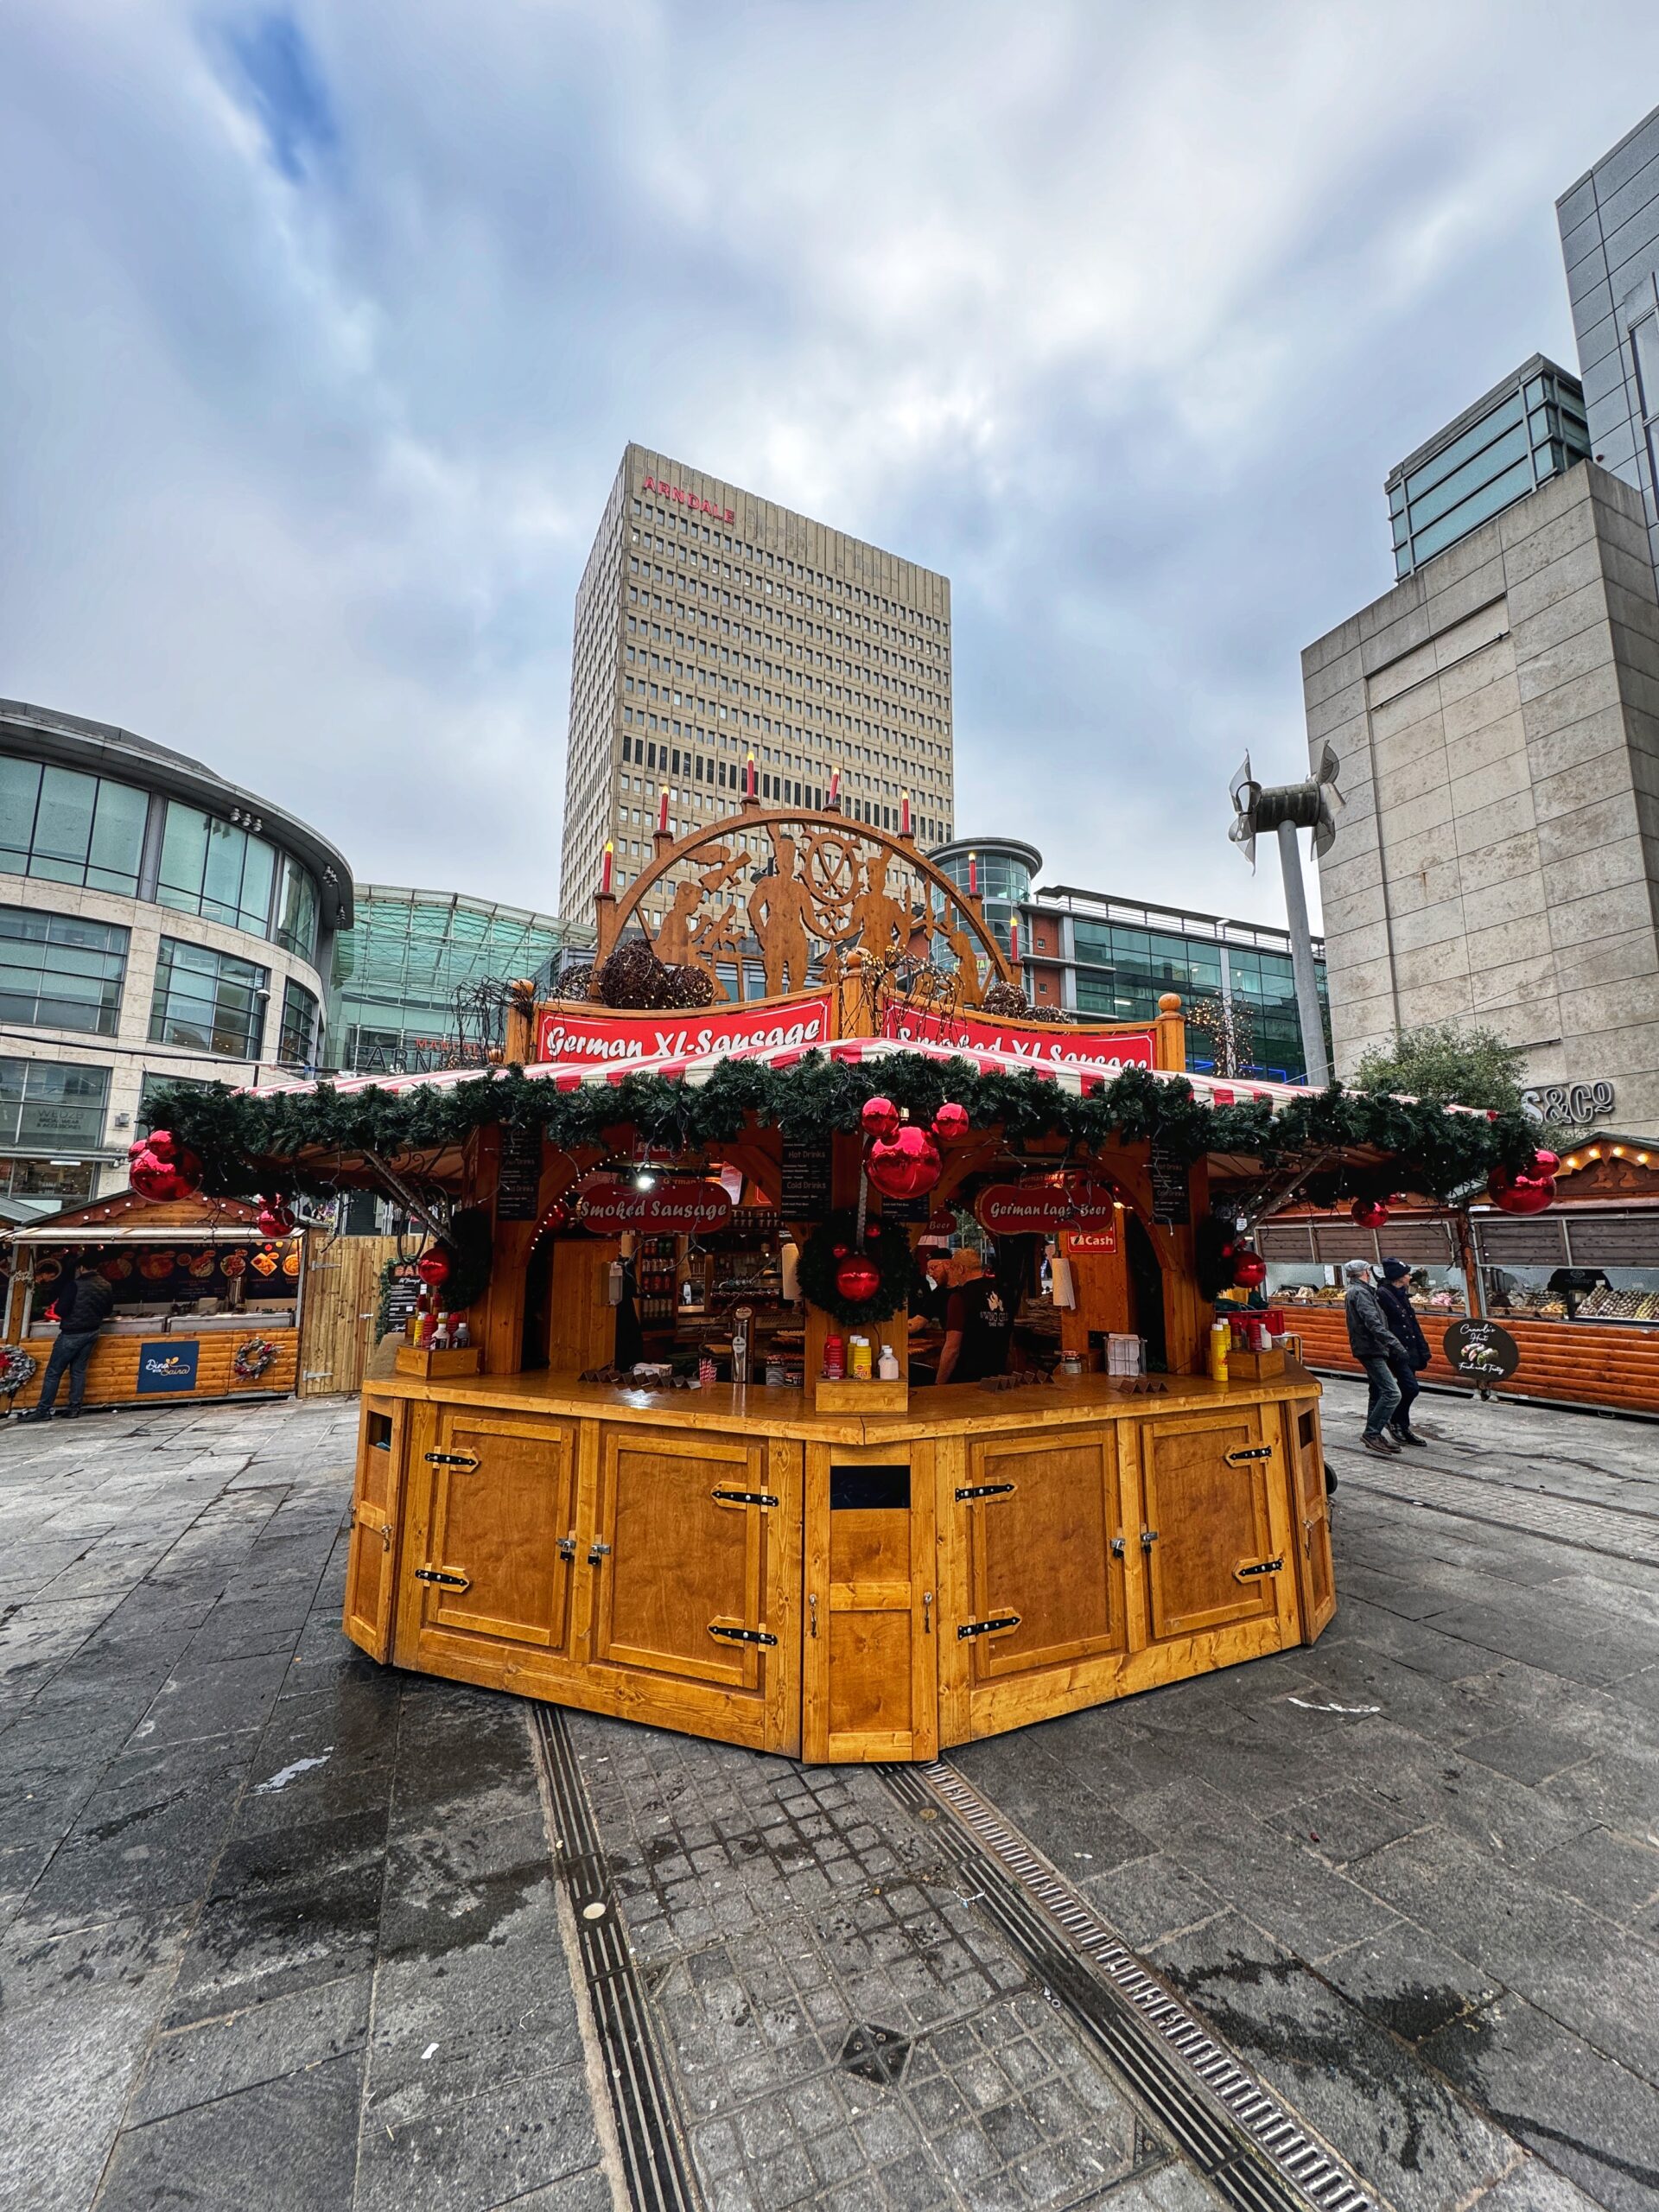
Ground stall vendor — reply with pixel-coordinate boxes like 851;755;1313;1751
909;1238;952;1335
935;1249;1013;1385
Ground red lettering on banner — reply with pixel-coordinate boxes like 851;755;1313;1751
880;1006;1156;1072
1065;1230;1121;1255
576;1179;733;1235
536;990;833;1069
975;1178;1121;1237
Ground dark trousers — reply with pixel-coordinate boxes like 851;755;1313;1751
35;1331;99;1414
1389;1358;1421;1435
1358;1354;1402;1438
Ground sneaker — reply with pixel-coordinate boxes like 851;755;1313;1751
16;1409;53;1425
1392;1429;1428;1446
1363;1433;1399;1455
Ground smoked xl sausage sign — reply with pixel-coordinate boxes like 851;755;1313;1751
575;1179;734;1234
881;1006;1155;1071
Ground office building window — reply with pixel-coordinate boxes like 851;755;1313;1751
0;1154;97;1201
156;803;277;936
272;855;320;962
0;907;129;1035
277;978;321;1067
149;938;269;1058
0;1058;111;1150
0;756;149;893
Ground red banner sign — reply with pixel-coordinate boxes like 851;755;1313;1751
537;991;833;1069
881;1006;1156;1071
1065;1230;1121;1255
975;1179;1121;1236
575;1179;734;1234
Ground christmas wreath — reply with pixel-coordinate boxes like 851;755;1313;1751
1;1345;40;1396
232;1336;279;1383
797;1210;921;1327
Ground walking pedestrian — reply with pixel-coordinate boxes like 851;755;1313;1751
17;1261;114;1422
1376;1258;1431;1446
1341;1258;1408;1455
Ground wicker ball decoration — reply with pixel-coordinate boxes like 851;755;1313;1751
979;981;1031;1020
597;937;673;1009
660;963;715;1009
558;963;596;1003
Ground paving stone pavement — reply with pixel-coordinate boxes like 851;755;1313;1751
1;1380;1654;2212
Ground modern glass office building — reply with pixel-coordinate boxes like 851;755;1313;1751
1385;356;1590;579
1557;102;1659;578
929;837;1040;957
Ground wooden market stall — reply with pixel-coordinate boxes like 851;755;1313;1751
135;796;1534;1760
2;1188;301;1412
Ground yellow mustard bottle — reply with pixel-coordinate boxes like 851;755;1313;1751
1208;1318;1230;1383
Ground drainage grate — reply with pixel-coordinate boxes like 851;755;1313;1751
885;1762;1376;2212
532;1707;701;2212
837;2020;912;2088
1338;1458;1659;1567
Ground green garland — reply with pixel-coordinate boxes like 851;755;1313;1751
797;1210;921;1327
142;1053;1535;1209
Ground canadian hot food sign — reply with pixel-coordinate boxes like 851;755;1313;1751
537;991;832;1068
576;1179;734;1234
975;1177;1121;1236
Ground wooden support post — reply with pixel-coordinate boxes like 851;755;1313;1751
504;980;537;1065
1154;991;1186;1073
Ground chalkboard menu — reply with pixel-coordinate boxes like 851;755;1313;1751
381;1267;420;1336
779;1137;834;1223
879;1190;936;1225
1149;1140;1191;1226
495;1124;543;1221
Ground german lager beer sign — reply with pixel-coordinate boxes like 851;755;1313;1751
881;1005;1155;1071
575;1179;734;1235
975;1178;1120;1236
537;991;832;1069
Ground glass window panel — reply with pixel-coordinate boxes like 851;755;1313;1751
278;978;320;1065
86;779;148;893
1523;377;1546;408
0;1057;111;1149
1408;456;1535;565
149;937;269;1058
31;766;98;874
1406;421;1529;531
0;756;41;867
1403;393;1524;503
1632;317;1659;420
0;906;128;1035
1528;405;1554;444
274;856;320;961
239;836;276;936
157;802;211;912
200;817;249;926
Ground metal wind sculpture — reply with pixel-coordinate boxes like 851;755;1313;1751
1228;745;1342;1089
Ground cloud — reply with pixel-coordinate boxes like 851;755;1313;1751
3;0;1657;942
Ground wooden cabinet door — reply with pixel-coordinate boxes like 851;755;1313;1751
411;1409;578;1660
343;1395;404;1661
589;1426;774;1696
1138;1407;1283;1641
1287;1396;1336;1642
960;1432;1127;1684
804;1449;937;1764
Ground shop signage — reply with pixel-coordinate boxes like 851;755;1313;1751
779;1136;834;1222
1442;1319;1521;1384
495;1124;543;1221
537;991;833;1068
642;474;736;524
880;1006;1156;1071
137;1340;200;1395
1149;1140;1191;1226
976;1179;1120;1236
1522;1080;1615;1125
576;1179;734;1234
1065;1230;1121;1255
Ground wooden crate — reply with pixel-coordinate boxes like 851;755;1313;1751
395;1344;483;1378
812;1373;908;1414
1227;1345;1285;1381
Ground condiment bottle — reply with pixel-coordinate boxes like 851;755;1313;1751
850;1334;873;1380
823;1333;844;1379
434;1313;450;1351
877;1344;899;1381
1208;1317;1230;1382
453;1318;470;1348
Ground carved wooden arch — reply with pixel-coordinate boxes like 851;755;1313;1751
605;803;1014;1002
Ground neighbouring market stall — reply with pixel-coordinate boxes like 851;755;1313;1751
131;797;1538;1762
1261;1135;1659;1417
1;1188;302;1411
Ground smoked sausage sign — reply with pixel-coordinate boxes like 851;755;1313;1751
975;1178;1120;1236
576;1179;734;1235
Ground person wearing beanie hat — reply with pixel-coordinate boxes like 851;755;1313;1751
1342;1259;1410;1453
1376;1259;1432;1446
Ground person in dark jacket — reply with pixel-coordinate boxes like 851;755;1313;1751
1376;1258;1431;1446
1342;1259;1408;1454
18;1262;115;1421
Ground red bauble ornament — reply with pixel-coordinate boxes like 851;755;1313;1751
1530;1149;1560;1178
1493;1175;1555;1216
1232;1249;1268;1288
831;1243;849;1260
834;1253;882;1303
257;1197;295;1239
416;1249;451;1286
868;1124;943;1202
1351;1197;1389;1230
127;1133;203;1203
861;1095;901;1141
932;1101;969;1143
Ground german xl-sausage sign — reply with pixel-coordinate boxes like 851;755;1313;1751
537;992;832;1068
575;1179;734;1234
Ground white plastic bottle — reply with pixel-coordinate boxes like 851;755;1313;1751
877;1344;899;1381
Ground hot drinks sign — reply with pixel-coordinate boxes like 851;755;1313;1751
537;992;833;1069
881;1007;1156;1072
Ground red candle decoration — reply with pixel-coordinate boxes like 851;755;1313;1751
900;791;911;837
829;769;840;806
834;1253;882;1303
1350;1197;1389;1230
601;841;613;895
1008;918;1020;964
861;1095;901;1141
968;851;978;899
868;1124;942;1201
931;1101;969;1143
658;790;669;835
746;753;756;798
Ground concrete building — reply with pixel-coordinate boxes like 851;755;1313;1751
1558;102;1659;576
558;444;954;923
1;699;352;1211
1301;460;1659;1137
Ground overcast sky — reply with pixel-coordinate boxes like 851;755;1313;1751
4;3;1658;935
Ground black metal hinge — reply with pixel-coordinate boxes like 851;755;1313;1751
958;1613;1020;1640
707;1621;779;1647
424;1451;480;1471
1224;1445;1274;1465
414;1565;470;1591
1236;1555;1285;1580
711;1488;779;1509
955;1482;1016;1503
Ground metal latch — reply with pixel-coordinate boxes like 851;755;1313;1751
414;1566;470;1591
1236;1556;1284;1581
587;1540;612;1566
958;1613;1020;1640
558;1532;577;1562
955;1482;1016;1503
424;1451;480;1471
708;1621;779;1647
1110;1536;1126;1559
1224;1446;1274;1466
1141;1529;1159;1551
711;1488;779;1508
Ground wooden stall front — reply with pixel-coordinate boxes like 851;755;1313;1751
2;1188;300;1413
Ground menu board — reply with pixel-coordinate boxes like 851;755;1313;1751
1149;1140;1191;1226
779;1138;834;1223
878;1190;936;1226
495;1124;543;1221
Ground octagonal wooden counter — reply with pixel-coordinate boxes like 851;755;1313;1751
342;1368;1333;1764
